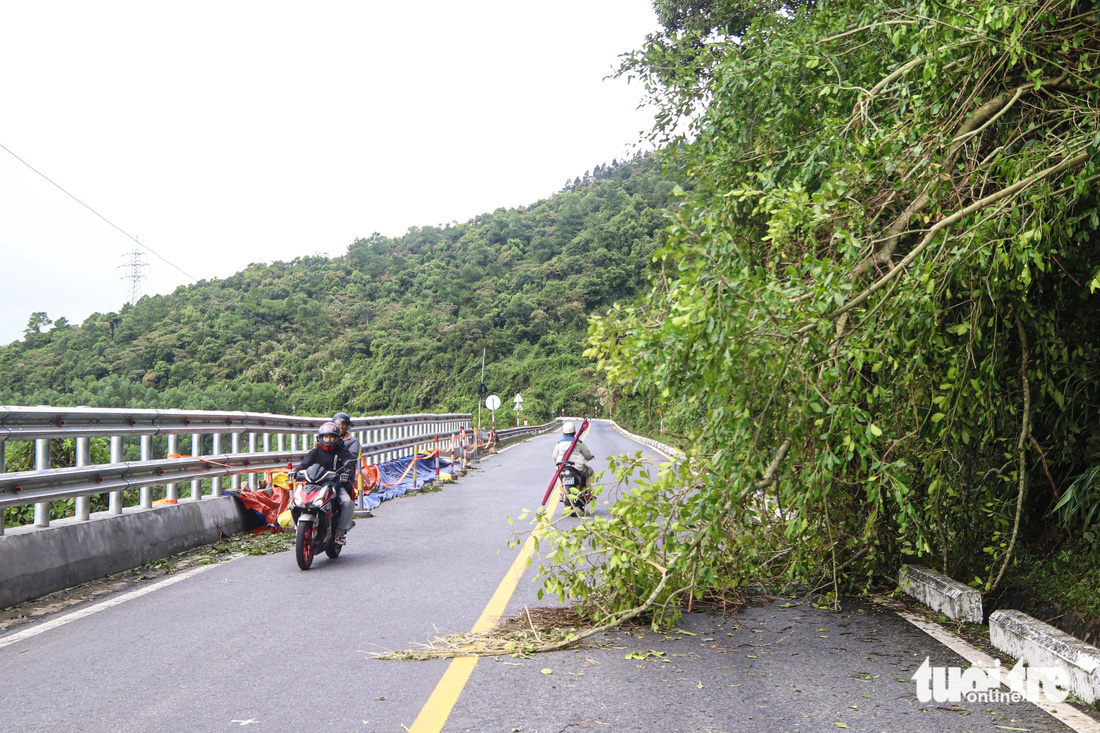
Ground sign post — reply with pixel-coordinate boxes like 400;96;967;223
485;394;501;430
513;392;523;427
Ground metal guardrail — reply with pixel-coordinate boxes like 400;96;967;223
0;430;457;510
0;406;471;533
494;419;561;443
0;406;467;440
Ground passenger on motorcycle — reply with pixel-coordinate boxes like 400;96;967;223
295;422;356;545
332;412;361;455
552;421;595;496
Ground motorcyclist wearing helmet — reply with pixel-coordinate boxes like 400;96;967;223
552;421;595;493
332;412;360;455
295;421;356;545
332;411;364;500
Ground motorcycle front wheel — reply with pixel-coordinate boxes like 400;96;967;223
295;520;315;570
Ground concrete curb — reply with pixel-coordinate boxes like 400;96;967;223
0;496;249;609
990;609;1100;705
897;563;1100;711
605;419;684;460
898;564;983;623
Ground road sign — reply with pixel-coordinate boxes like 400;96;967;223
485;394;501;411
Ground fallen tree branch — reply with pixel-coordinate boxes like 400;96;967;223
816;148;1092;327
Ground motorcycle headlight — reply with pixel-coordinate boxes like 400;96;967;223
310;494;327;508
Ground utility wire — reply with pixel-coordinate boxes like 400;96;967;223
1;141;274;327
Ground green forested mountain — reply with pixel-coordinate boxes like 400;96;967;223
0;157;673;421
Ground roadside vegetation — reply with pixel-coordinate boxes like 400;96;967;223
542;0;1100;627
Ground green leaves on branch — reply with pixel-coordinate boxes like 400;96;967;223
549;0;1100;616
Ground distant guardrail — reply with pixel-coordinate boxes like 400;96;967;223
0;406;470;533
494;419;561;444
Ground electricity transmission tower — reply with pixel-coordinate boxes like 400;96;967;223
120;246;148;305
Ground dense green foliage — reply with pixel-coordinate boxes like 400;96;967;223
0;158;672;423
543;0;1100;623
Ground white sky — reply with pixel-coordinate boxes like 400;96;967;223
0;1;659;346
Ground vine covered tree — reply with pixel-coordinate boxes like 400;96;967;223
544;0;1100;623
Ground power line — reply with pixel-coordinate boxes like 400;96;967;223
1;141;274;327
0;142;201;284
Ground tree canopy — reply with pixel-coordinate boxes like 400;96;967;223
543;0;1100;621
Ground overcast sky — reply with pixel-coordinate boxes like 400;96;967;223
0;1;659;346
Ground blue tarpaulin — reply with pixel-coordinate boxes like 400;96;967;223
359;453;454;510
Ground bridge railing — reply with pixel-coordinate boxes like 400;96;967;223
493;420;561;444
0;406;471;534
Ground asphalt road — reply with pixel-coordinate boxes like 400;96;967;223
0;421;1094;732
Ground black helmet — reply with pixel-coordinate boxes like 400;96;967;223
332;412;351;433
317;421;342;451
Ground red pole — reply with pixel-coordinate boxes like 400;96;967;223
541;417;590;506
435;435;440;479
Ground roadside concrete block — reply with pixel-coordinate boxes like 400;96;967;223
990;609;1100;704
898;564;984;623
0;497;249;609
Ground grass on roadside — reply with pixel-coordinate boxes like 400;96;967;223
1004;535;1100;622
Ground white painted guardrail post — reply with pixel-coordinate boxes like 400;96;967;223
0;438;5;535
166;435;179;501
247;433;257;490
190;432;202;500
34;438;50;527
75;437;91;520
230;434;241;491
139;435;153;508
211;433;222;497
109;436;124;514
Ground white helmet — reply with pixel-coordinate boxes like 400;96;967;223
562;421;576;435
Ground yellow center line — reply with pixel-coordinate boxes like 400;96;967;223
407;500;559;733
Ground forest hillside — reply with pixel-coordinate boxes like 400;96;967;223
0;156;673;423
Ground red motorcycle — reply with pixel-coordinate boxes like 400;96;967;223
291;462;351;570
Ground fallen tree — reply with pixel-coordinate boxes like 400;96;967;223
543;0;1100;624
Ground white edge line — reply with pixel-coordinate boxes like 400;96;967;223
609;422;678;461
0;561;221;650
898;611;1100;732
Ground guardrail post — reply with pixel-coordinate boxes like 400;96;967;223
231;434;242;491
247;433;258;490
139;435;153;508
191;432;202;500
0;438;5;535
277;433;285;452
290;433;298;452
211;433;223;497
109;436;124;514
34;438;50;527
75;437;91;520
166;435;179;501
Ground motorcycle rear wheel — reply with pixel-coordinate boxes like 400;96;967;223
295;521;315;570
325;539;343;559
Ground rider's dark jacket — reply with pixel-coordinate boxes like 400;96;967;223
296;439;356;490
